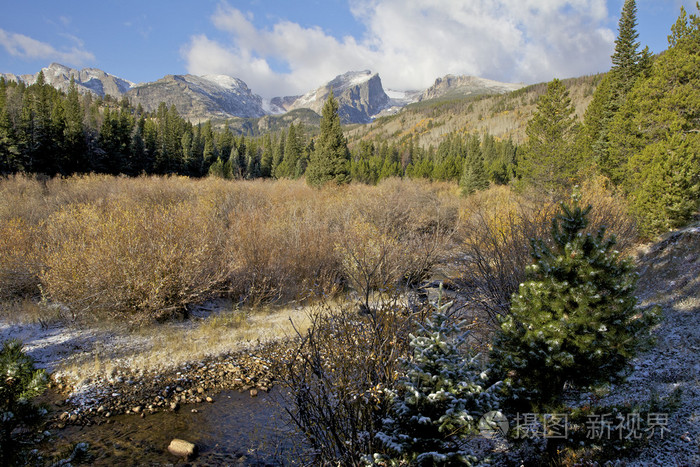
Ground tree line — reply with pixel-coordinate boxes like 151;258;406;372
0;73;275;178
1;1;697;236
0;72;516;186
514;1;699;236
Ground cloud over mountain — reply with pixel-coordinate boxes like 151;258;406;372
182;0;616;98
0;28;94;66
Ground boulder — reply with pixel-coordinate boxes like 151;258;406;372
168;438;197;460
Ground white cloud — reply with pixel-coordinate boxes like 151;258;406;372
182;0;616;98
0;28;94;66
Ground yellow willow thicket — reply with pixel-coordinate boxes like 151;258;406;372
0;175;458;322
0;218;42;299
0;174;633;324
40;196;229;323
454;178;637;325
224;180;347;304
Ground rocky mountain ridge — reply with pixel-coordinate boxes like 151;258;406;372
419;74;525;101
284;70;390;124
1;63;524;124
1;63;134;97
125;74;266;122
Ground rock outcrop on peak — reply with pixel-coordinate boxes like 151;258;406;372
419;74;525;101
284;70;390;124
1;63;135;97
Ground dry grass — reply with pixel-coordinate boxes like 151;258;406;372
41;197;230;323
0;218;42;299
0;175;457;324
54;302;315;383
0;173;634;328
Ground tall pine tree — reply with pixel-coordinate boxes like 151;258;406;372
585;0;651;183
306;92;350;187
459;134;489;196
517;79;580;194
617;5;700;236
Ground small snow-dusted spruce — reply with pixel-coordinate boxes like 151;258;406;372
370;287;502;466
491;191;659;409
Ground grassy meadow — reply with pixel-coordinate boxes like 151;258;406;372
0;173;635;328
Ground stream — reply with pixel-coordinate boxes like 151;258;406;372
41;388;309;466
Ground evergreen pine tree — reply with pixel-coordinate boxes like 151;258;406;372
208;156;226;178
228;145;243;178
379;145;402;180
585;0;651;183
200;120;218;170
61;77;87;173
28;71;60;174
491;193;657;408
459;134;489;196
618;5;700;236
271;132;285;178
374;294;501;466
260;133;273;177
611;0;643;93
142;118;160;173
0;81;20;173
517;79;580;194
276;124;301;178
306;92;350;187
130;115;149;174
246;140;261;178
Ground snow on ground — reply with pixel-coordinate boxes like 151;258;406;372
0;318;150;375
0;298;307;389
574;224;700;465
612;226;700;465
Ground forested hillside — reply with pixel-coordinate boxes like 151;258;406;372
1;4;698;238
346;74;599;148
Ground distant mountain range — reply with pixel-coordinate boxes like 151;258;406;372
1;63;525;124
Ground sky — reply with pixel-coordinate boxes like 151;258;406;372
0;0;696;98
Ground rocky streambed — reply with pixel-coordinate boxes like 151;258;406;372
34;340;309;465
40;386;304;465
47;341;290;428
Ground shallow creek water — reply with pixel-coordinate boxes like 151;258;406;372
42;388;308;466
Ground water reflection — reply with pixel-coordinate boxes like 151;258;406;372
46;388;307;465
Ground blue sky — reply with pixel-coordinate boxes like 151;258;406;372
0;0;696;97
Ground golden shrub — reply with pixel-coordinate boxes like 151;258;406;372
40;197;228;323
456;182;637;325
225;180;344;304
1;174;460;322
0;218;42;299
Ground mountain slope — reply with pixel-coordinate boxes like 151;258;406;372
284;70;390;124
125;74;267;122
346;74;601;148
419;74;525;101
0;63;134;97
